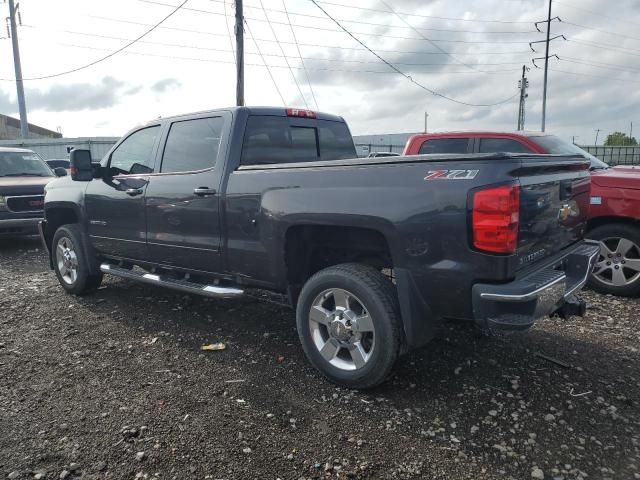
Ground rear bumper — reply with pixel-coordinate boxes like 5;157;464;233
472;240;599;330
0;217;41;236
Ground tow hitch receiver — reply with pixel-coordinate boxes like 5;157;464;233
555;296;587;319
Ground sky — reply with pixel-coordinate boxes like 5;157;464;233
0;0;638;145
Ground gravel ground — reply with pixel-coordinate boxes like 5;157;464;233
1;237;639;480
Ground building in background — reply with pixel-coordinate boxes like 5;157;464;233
352;132;419;156
0;113;62;140
0;136;119;160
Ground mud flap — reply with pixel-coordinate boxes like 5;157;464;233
394;268;439;350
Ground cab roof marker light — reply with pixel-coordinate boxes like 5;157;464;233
286;108;317;119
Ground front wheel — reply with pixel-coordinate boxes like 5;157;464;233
296;263;402;389
52;224;103;295
587;223;640;297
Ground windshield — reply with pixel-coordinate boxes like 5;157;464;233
530;135;609;170
0;151;53;177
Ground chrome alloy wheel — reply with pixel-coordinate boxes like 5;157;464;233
593;236;640;287
56;236;79;285
308;288;375;371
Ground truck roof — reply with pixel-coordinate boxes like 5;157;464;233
155;106;346;124
409;131;551;138
0;146;36;153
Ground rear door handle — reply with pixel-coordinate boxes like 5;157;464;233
125;188;143;196
193;187;217;196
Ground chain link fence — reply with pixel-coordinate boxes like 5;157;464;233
580;146;640;166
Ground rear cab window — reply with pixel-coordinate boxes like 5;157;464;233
418;138;470;154
240;116;356;166
478;138;533;153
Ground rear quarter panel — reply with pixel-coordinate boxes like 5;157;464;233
224;156;524;320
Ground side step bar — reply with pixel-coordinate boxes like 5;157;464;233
100;263;244;299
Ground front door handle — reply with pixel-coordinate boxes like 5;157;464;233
193;187;217;196
125;188;143;196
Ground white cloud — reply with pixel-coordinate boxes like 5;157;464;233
0;0;637;143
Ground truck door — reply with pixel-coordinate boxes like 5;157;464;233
85;124;161;260
144;113;229;273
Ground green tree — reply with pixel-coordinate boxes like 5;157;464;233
604;132;638;146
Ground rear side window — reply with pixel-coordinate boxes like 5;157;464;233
317;120;356;160
110;126;160;175
478;138;532;153
419;138;469;154
240;116;356;166
161;117;223;173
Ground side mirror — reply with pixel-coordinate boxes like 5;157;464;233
70;149;93;181
54;167;68;177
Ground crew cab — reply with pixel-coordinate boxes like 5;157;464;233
0;147;66;237
404;131;640;297
40;107;598;388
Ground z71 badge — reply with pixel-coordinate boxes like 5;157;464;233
424;169;479;180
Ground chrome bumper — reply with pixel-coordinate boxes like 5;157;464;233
472;240;599;330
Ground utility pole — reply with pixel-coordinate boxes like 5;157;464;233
531;1;564;132
8;0;28;138
424;111;428;133
234;0;244;107
517;65;529;130
594;129;601;145
541;0;552;132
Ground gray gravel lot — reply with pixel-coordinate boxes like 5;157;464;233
1;237;639;480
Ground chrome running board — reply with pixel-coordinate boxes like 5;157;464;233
100;263;244;299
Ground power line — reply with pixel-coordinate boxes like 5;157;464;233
308;0;519;107
308;0;535;24
560;57;640;74
222;0;235;63
562;20;640;43
549;67;640;85
11;0;190;81
138;0;534;44
0;42;522;81
17;25;527;68
281;0;318;110
566;38;640;56
256;0;308;108
554;0;640;29
377;0;475;71
205;0;539;34
25;21;533;57
244;18;286;105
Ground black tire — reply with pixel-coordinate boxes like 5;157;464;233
52;224;103;295
587;223;640;297
296;263;402;389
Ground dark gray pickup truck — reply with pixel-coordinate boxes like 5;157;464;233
40;106;599;388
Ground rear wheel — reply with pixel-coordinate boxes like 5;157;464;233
52;224;103;295
296;263;402;389
587;223;640;297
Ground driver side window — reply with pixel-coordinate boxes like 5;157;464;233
109;126;160;175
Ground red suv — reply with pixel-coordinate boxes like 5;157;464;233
404;132;640;297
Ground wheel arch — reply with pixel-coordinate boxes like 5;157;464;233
42;202;87;269
284;223;437;350
587;215;640;232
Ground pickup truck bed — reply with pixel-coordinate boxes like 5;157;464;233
39;107;598;388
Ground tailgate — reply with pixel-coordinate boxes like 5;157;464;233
516;156;590;269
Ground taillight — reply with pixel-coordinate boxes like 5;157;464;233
472;184;520;254
286;108;316;119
